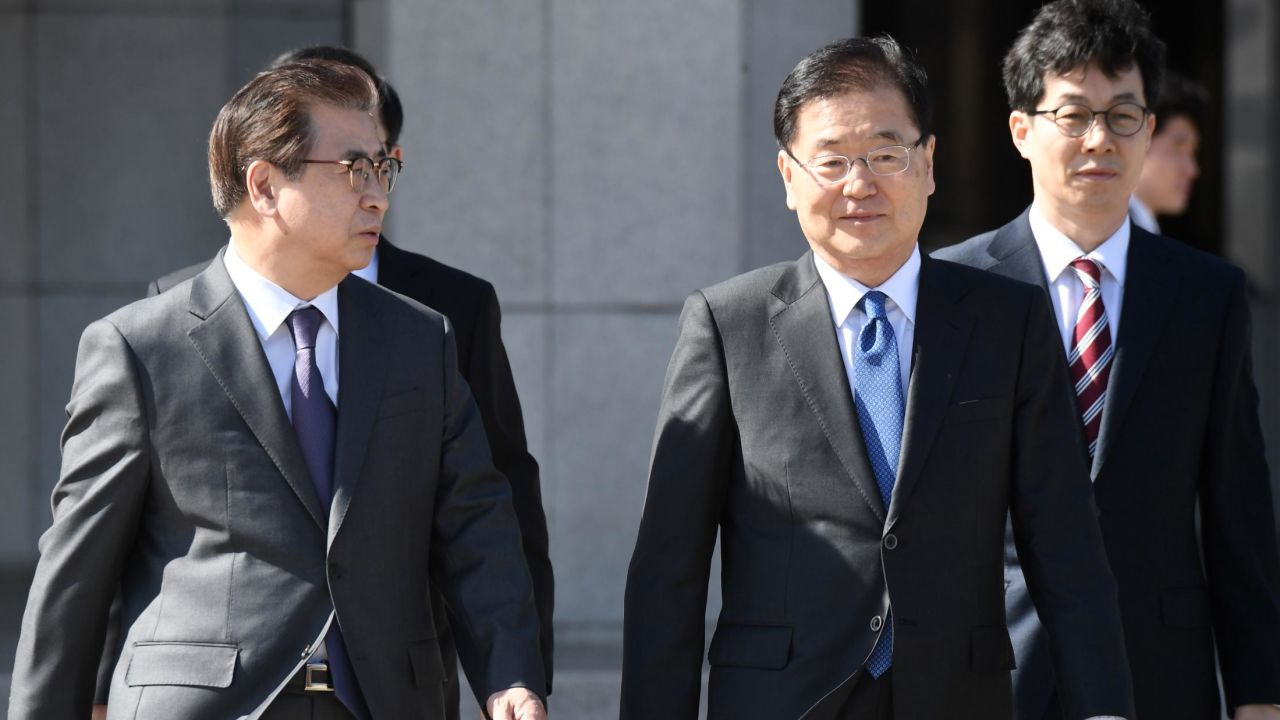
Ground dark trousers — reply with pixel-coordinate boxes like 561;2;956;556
835;669;894;720
260;687;358;720
1041;693;1064;720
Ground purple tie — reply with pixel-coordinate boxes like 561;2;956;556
286;307;369;720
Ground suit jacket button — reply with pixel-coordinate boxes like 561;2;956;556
870;615;883;631
329;561;343;579
883;534;898;550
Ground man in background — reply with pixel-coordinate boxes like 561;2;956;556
936;1;1280;718
1129;71;1209;234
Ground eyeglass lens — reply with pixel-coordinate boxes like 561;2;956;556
809;146;911;183
348;157;400;194
1049;103;1147;137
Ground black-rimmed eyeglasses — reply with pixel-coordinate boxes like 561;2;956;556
1031;103;1151;138
301;156;403;194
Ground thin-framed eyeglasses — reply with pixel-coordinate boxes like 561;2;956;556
301;156;403;194
1031;102;1151;138
788;136;924;185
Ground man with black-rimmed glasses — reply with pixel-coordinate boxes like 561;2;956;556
936;1;1280;718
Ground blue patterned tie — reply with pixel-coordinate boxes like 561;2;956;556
287;307;369;720
851;291;903;678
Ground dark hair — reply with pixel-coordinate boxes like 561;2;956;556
208;62;378;217
1151;71;1209;135
270;45;404;147
773;35;931;152
1003;0;1166;112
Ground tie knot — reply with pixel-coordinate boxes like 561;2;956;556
859;290;889;320
1069;257;1102;287
286;306;325;351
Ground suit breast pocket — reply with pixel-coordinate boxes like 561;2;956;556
376;387;427;422
942;397;1008;426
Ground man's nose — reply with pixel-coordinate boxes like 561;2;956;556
842;161;878;198
1080;117;1116;151
362;181;389;214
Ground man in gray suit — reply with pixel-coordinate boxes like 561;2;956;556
622;36;1132;720
9;61;545;720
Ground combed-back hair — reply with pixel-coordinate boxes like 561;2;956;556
271;45;404;147
774;35;931;152
208;61;377;217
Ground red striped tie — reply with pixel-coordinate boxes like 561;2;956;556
1068;258;1113;457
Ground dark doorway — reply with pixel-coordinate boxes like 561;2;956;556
864;0;1225;255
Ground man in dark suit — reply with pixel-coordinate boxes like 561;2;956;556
10;61;545;720
622;36;1133;720
134;47;553;720
935;1;1280;719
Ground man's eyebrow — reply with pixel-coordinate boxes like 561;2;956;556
869;128;905;143
340;146;386;161
813;128;905;150
1054;92;1141;105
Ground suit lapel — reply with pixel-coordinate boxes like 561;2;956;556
186;251;327;529
986;211;1052;298
769;253;885;522
1092;228;1177;478
328;277;389;545
888;256;972;527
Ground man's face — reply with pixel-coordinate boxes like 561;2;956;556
1136;113;1199;215
274;103;388;278
1010;63;1154;227
778;86;935;286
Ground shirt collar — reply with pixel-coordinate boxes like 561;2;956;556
223;240;341;342
1028;202;1130;288
813;244;920;329
1128;194;1160;234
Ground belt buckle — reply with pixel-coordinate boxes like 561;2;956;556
304;662;334;692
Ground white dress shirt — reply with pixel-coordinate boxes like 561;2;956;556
1028;203;1128;355
223;241;341;415
813;245;919;397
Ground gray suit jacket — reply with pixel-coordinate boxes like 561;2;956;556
9;254;545;719
936;211;1280;719
622;251;1134;720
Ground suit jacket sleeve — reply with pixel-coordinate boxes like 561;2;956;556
10;320;151;719
1006;288;1136;720
621;291;733;720
93;276;167;704
1200;272;1280;709
429;316;548;706
463;283;554;690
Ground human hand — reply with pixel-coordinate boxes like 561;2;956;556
1235;705;1280;720
486;687;546;720
91;705;108;720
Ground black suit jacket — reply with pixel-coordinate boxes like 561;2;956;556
622;251;1134;720
134;237;553;711
935;210;1280;719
